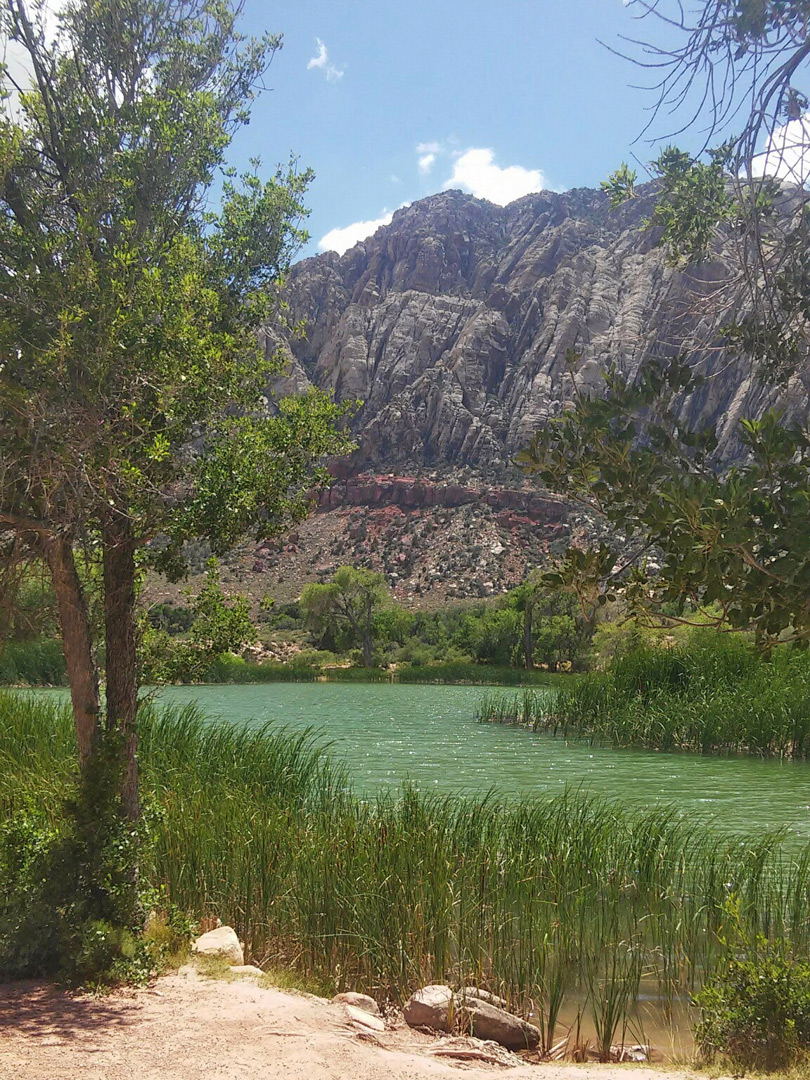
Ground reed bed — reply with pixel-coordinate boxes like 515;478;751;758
396;662;559;685
482;637;810;758
0;639;67;686
4;690;810;1051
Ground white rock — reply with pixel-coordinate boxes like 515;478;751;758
191;925;244;965
455;987;508;1009
229;964;264;977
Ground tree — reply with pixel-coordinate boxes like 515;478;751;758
511;576;591;671
141;559;257;682
522;3;810;649
606;1;810;376
301;567;388;666
0;0;352;819
455;604;522;667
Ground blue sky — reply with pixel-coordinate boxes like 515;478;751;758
11;1;807;258
232;1;681;257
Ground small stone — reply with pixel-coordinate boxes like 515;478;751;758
403;985;454;1031
229;965;264;977
191;926;244;965
332;992;381;1016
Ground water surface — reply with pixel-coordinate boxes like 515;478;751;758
154;683;810;839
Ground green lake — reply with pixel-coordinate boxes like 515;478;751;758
154;682;810;840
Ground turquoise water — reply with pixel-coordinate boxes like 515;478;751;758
153;683;810;839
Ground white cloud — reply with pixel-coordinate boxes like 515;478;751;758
318;211;394;255
418;152;436;175
751;115;810;184
443;148;545;204
416;141;442;155
307;38;344;82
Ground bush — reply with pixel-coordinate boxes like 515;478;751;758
695;902;810;1071
0;730;161;985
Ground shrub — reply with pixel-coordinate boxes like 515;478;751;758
695;901;810;1071
0;730;156;984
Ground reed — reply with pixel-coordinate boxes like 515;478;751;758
484;636;810;758
3;690;810;1045
0;639;66;686
397;662;559;685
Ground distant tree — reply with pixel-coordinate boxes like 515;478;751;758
141;560;257;682
0;0;352;819
455;605;522;667
301;567;388;666
511;576;590;671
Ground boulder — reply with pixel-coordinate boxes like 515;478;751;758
403;985;454;1031
332;992;381;1017
345;1005;386;1032
455;997;540;1051
455;987;508;1010
191;926;244;965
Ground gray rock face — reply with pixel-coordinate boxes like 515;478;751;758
273;187;810;472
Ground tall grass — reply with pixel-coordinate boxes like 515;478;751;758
200;659;564;686
397;662;560;686
482;636;810;758
201;654;321;682
0;639;66;686
5;690;810;1045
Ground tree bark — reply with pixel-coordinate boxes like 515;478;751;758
41;532;101;767
523;598;535;670
102;516;139;821
362;593;373;667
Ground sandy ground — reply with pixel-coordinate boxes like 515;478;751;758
0;968;729;1080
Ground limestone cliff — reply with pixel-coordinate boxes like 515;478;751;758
269;185;810;473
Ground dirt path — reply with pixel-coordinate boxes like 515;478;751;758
0;968;728;1080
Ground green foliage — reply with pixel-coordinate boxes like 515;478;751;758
7;693;810;1037
0;0;353;834
648;143;736;264
545;631;810;756
600;162;636;207
0;727;153;983
522;358;810;650
301;566;388;666
148;603;194;636
0;573;58;642
0;638;66;685
455;606;522;666
141;560;257;682
0;0;352;566
695;899;810;1071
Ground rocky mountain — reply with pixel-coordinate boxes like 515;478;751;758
146;185;810;614
269;184;810;475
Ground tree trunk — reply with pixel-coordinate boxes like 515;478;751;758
523;598;535;670
362;593;373;667
42;533;101;767
102;516;139;821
